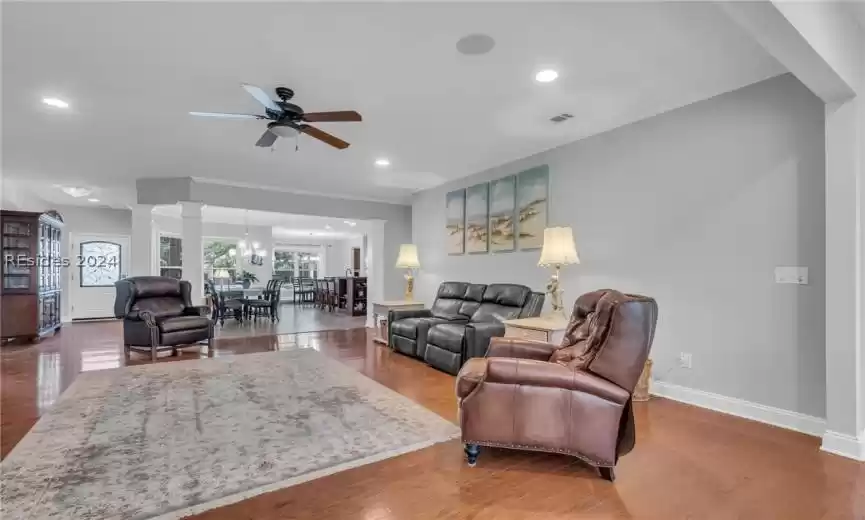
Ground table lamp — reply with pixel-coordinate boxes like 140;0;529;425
395;244;421;301
214;269;230;289
538;226;580;316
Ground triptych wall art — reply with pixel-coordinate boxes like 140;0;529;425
446;165;549;255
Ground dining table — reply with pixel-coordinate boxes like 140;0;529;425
210;285;268;322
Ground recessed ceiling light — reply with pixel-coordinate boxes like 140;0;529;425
344;220;357;227
324;224;333;230
59;186;92;198
375;158;390;167
87;198;100;203
535;69;558;83
42;97;69;109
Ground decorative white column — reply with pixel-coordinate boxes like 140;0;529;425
822;95;865;460
130;204;155;277
365;220;385;329
181;202;204;303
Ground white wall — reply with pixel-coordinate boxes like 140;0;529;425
411;74;826;419
51;205;134;321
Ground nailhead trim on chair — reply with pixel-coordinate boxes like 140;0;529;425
461;439;612;468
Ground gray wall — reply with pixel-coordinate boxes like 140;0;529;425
411;74;826;418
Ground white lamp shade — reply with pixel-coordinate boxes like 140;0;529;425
538;227;580;267
395;244;421;268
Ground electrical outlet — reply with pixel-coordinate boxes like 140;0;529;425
678;352;692;369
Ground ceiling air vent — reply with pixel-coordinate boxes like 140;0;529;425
549;113;574;123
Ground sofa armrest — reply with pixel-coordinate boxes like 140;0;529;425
485;358;630;404
184;305;210;317
388;309;433;322
486;337;558;360
464;322;506;360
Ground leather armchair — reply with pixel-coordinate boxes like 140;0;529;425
425;284;545;375
455;289;658;481
114;276;213;361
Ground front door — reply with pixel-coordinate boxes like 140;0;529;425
70;234;130;320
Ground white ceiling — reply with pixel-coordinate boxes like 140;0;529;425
850;2;865;31
153;205;365;239
2;2;785;207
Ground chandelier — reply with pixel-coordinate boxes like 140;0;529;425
228;211;267;260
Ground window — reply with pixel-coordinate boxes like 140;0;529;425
79;241;121;287
159;236;182;279
298;253;320;280
204;239;238;285
273;251;295;282
272;249;321;281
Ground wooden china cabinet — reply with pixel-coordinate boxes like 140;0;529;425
1;210;64;343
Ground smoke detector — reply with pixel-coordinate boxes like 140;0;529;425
549;113;574;124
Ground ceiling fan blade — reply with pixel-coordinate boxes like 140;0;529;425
241;84;280;112
298;124;350;149
302;111;362;123
255;130;279;148
189;111;265;119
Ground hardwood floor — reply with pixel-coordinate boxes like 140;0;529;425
1;321;863;519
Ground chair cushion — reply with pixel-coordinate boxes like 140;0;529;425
392;317;425;339
392;317;451;340
470;303;523;323
428;323;467;353
131;297;185;319
469;284;531;323
158;315;210;334
437;282;470;299
482;284;530;307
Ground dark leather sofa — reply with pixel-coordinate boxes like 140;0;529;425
389;282;544;375
114;276;213;361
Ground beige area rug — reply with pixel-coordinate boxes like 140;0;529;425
0;349;460;519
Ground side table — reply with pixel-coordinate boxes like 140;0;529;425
371;300;425;346
502;315;569;345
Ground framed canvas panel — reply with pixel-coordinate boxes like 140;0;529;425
489;175;516;253
516;165;549;250
445;189;466;255
465;183;490;254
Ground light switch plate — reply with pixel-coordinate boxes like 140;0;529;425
775;266;809;285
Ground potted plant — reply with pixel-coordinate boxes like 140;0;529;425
240;270;259;289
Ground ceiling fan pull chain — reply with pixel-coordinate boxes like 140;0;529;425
295;134;299;152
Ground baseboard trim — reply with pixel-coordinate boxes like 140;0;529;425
651;381;826;438
820;429;865;461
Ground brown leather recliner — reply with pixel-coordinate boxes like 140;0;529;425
455;289;658;481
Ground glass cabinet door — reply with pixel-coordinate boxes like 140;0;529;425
2;218;34;291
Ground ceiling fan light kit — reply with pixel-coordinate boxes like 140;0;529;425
191;84;361;150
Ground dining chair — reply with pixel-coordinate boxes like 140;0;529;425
217;290;245;325
247;279;282;321
292;278;302;305
246;279;276;320
326;278;337;312
302;278;315;305
312;278;322;308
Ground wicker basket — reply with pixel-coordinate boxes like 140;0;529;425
633;359;653;402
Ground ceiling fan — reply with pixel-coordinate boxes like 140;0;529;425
190;84;361;149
